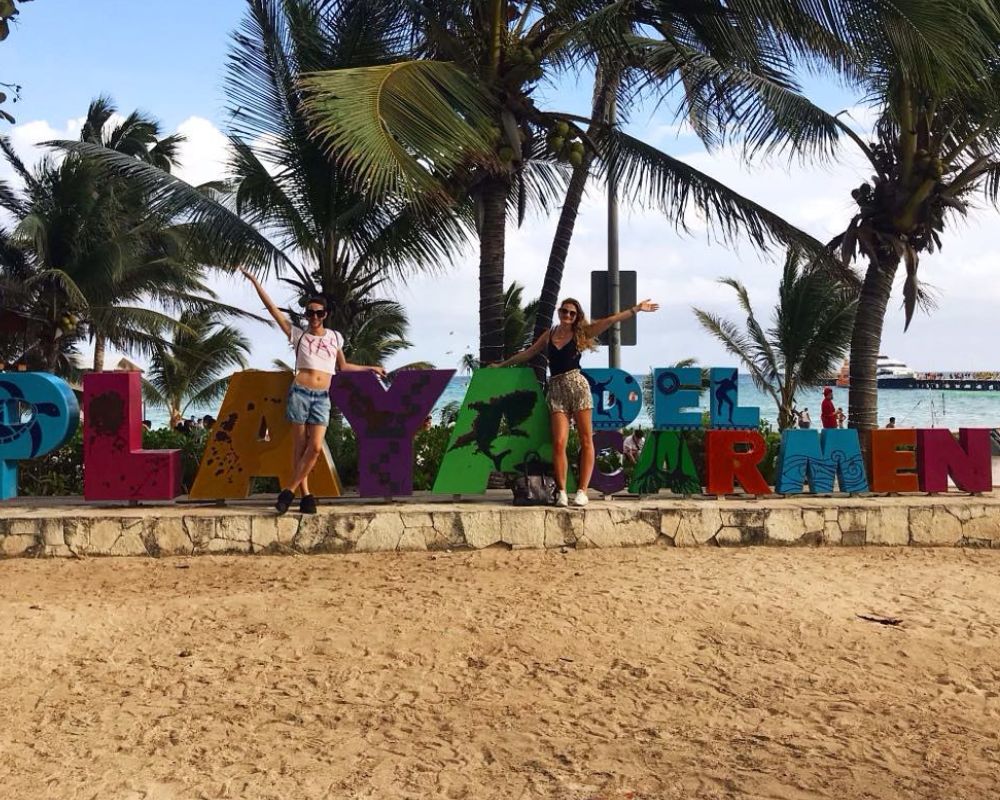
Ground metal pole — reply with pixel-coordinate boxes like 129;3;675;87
607;93;620;369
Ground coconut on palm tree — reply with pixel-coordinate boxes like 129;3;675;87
829;16;1000;432
694;249;857;430
143;310;251;429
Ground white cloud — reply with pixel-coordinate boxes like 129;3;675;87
173;116;232;186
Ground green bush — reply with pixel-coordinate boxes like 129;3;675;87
413;426;452;490
326;423;358;489
142;428;208;493
17;427;209;496
19;429;84;496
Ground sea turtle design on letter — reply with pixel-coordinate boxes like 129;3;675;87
0;379;61;457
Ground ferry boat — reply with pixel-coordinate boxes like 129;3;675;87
835;357;1000;391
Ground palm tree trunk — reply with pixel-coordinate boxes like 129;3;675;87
40;326;60;373
532;73;617;348
479;177;508;364
848;253;900;437
532;158;594;341
93;332;106;372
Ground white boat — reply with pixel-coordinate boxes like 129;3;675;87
837;357;1000;390
835;356;916;388
876;355;916;381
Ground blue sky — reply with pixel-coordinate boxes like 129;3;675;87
4;1;997;378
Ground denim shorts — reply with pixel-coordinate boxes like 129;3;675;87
286;384;331;426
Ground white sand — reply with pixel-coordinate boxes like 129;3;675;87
1;548;999;799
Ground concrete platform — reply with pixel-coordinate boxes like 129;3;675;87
2;492;1000;557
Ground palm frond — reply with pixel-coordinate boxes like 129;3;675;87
300;60;499;204
44;141;292;276
597;128;830;258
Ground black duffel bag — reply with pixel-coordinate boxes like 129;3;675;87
510;451;558;506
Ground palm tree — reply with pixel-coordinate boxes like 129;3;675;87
502;281;538;358
300;0;860;365
337;299;414;367
694;249;857;430
460;353;479;374
1;0;35;124
822;7;1000;433
680;0;1000;434
143;311;251;429
0;99;258;375
225;0;471;343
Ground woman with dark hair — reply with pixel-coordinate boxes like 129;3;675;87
242;269;385;514
492;297;659;506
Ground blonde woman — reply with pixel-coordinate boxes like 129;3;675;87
493;297;659;506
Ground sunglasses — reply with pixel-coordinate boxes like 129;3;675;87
304;309;327;318
558;307;577;318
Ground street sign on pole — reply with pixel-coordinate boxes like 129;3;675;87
590;270;637;347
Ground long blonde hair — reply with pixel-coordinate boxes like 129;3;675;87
558;297;598;352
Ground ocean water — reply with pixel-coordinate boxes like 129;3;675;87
147;375;1000;430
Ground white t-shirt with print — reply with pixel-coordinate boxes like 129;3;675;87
290;327;344;374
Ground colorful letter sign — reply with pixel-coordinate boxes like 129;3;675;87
775;429;869;494
189;371;341;500
433;368;572;493
869;429;918;492
582;368;642;430
628;431;701;495
916;428;991;493
0;373;79;500
83;371;181;501
652;368;702;430
709;368;759;429
705;430;771;495
331;369;453;497
590;430;627;494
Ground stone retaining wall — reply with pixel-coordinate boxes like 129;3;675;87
2;496;999;557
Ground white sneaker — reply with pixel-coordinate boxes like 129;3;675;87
555;490;569;507
572;490;589;507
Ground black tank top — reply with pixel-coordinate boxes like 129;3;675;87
548;327;581;376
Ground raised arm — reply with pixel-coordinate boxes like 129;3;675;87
586;298;659;338
490;329;550;368
335;348;386;377
240;268;291;339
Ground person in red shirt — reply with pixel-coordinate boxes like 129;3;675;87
820;387;837;429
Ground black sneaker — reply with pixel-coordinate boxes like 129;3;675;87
275;488;295;514
299;494;318;515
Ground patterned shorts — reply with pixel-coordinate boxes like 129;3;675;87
547;369;593;414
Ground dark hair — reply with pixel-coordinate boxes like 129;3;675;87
305;296;328;311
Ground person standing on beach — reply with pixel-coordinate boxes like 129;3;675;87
241;269;385;514
835;407;846;428
491;297;659;506
798;408;811;429
886;417;896;429
821;387;837;429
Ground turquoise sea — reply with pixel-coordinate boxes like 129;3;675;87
147;374;1000;431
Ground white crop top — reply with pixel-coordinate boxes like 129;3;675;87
290;327;344;374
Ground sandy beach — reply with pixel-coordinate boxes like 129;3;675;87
1;547;999;800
